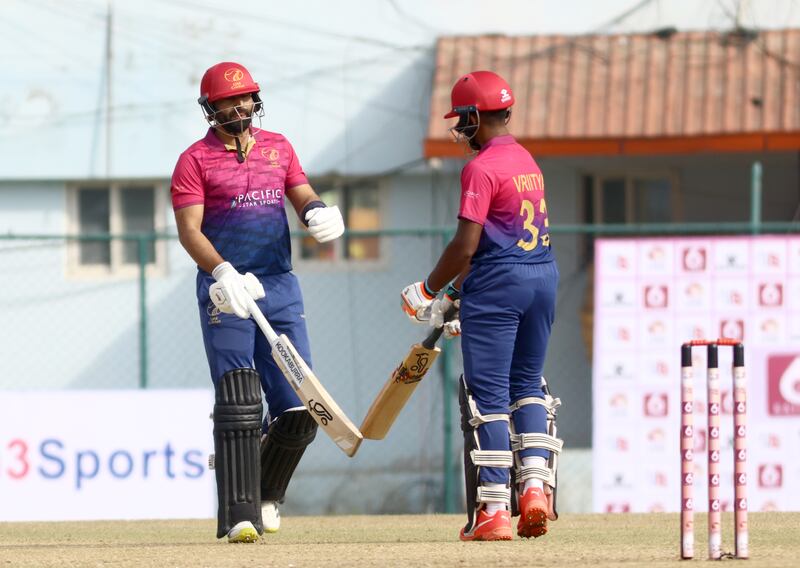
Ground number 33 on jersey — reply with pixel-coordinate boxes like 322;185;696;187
457;135;554;265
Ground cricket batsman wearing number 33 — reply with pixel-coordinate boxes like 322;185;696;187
171;62;345;543
401;71;564;541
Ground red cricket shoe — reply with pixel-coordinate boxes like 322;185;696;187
459;509;513;541
517;487;548;538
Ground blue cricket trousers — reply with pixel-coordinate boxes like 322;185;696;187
460;261;559;484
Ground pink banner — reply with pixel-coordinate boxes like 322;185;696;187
592;236;800;513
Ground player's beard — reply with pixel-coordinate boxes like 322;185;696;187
217;106;253;135
220;115;251;135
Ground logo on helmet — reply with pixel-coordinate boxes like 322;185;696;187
500;88;512;103
224;68;244;82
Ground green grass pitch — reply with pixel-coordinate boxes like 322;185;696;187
1;513;797;567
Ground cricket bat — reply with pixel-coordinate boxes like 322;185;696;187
360;305;458;440
246;297;363;457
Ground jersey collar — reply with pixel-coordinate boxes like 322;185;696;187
204;128;257;159
479;134;516;153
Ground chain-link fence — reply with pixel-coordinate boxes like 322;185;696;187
1;222;796;515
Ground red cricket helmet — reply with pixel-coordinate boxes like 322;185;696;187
199;61;260;104
444;70;515;119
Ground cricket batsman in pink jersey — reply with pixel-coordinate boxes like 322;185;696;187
171;62;345;543
401;71;563;541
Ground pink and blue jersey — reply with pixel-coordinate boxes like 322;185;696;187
458;135;553;265
170;128;308;276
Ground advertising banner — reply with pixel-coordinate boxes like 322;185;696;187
593;236;800;513
0;390;215;521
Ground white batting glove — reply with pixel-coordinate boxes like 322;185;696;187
401;280;437;323
305;205;345;243
242;273;265;300
430;284;461;338
429;296;459;326
209;262;264;319
443;319;461;339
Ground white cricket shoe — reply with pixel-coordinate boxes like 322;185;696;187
227;520;259;543
261;501;281;533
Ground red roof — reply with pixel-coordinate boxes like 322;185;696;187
425;29;800;157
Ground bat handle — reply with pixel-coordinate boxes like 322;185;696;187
245;296;279;345
422;327;444;350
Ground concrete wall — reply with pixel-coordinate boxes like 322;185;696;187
0;182;66;233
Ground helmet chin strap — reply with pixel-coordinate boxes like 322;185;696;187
234;137;245;163
216;115;251;163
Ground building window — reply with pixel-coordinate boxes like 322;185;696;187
120;185;157;264
581;172;679;259
68;182;167;277
297;180;383;262
77;188;111;265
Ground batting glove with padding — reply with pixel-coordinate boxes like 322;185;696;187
430;284;461;338
401;280;437;323
305;205;345;243
209;261;265;319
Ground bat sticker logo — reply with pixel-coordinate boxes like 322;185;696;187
393;353;433;385
394;365;418;384
308;399;333;425
274;342;305;387
410;353;430;373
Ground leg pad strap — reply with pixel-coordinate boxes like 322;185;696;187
471;450;514;468
510;432;564;453
476;485;511;503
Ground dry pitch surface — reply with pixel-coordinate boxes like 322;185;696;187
1;513;797;567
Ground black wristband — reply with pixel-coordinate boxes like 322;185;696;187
444;283;460;301
300;200;326;227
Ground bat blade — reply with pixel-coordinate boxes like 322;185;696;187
360;343;441;440
271;334;363;456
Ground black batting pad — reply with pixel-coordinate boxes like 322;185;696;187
260;409;318;503
213;368;264;538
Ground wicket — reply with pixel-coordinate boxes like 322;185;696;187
680;339;748;560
